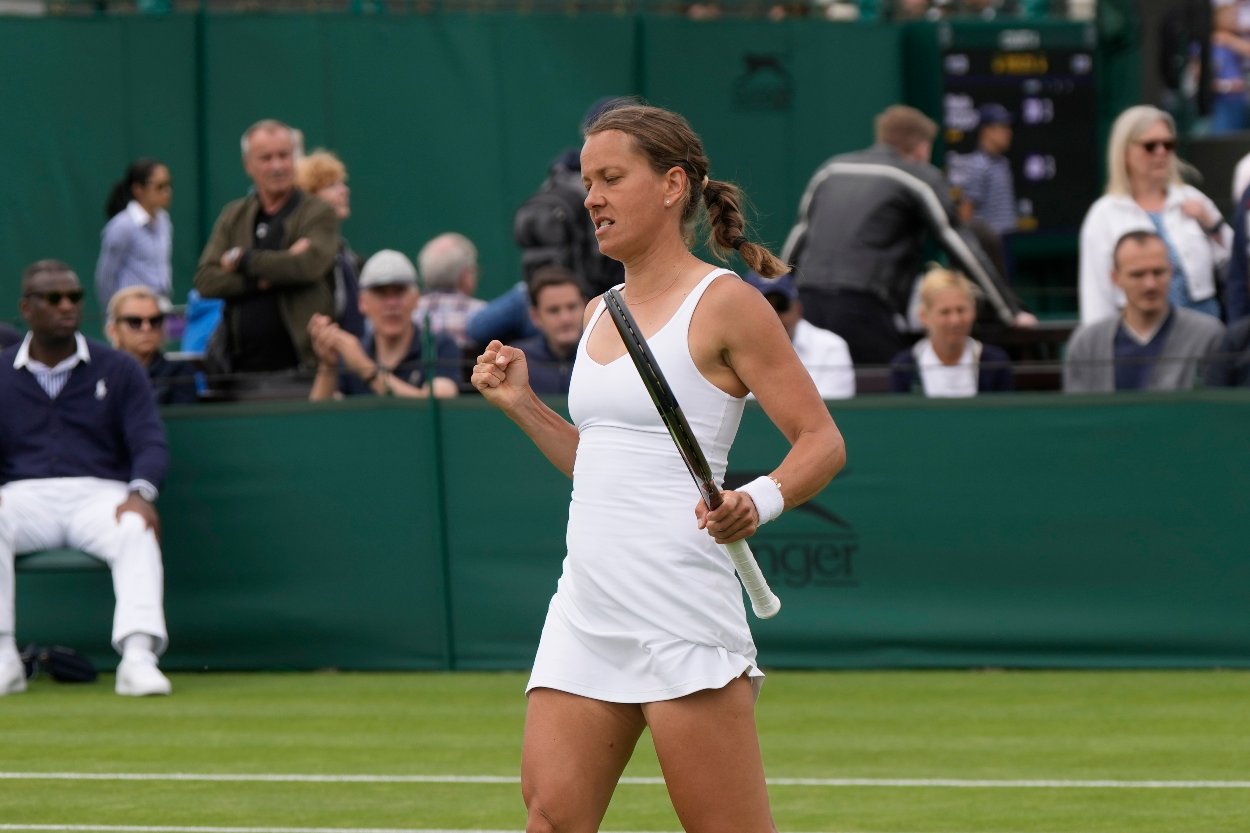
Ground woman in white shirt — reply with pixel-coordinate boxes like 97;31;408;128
1078;106;1230;325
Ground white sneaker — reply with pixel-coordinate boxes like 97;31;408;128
0;652;27;695
115;653;171;697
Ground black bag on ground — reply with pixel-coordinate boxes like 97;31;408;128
513;160;623;298
20;643;98;683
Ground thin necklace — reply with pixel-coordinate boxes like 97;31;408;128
625;273;680;306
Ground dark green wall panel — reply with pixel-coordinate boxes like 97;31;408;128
0;17;200;335
0;13;899;334
19;393;1250;672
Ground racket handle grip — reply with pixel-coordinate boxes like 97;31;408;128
724;540;781;619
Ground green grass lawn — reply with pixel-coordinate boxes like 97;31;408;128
1;669;1248;832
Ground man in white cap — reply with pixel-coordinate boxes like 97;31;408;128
308;249;461;400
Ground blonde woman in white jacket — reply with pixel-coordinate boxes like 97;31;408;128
1078;106;1230;325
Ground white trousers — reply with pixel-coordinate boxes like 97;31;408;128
0;477;167;655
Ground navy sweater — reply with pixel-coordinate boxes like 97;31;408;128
0;339;168;488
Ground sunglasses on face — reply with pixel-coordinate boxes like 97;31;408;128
119;314;166;330
26;290;84;306
148;179;172;191
1136;139;1177;154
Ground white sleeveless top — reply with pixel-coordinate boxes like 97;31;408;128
526;269;763;703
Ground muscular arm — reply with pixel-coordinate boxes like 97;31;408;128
695;277;846;515
470;310;592;478
491;377;580;478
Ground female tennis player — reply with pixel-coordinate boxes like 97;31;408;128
472;102;846;833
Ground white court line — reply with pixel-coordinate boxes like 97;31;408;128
0;772;1248;789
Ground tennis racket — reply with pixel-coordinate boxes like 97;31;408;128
603;287;781;619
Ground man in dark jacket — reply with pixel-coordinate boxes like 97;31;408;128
0;260;171;697
782;104;1035;366
194;119;338;390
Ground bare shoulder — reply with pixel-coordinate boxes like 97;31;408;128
697;271;796;365
582;291;604;327
699;270;777;323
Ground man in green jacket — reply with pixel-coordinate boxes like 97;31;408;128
194;119;338;393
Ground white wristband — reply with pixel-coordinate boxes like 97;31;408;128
739;475;784;526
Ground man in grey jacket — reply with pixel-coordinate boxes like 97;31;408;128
1064;229;1225;393
782;104;1035;366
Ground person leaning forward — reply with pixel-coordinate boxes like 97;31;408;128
782;104;1035;366
194;119;338;382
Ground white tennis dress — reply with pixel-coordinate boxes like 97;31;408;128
526;269;763;703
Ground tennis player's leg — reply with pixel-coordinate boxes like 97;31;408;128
522;687;647;833
643;675;777;833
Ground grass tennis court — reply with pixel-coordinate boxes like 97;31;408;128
2;669;1248;832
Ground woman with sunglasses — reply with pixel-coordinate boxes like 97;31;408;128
104;286;198;405
1078;106;1230;325
95;158;174;309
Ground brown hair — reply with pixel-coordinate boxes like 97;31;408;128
874;105;938;155
527;264;582;307
1111;228;1164;269
584;103;788;278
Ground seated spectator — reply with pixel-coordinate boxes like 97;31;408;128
890;267;1014;396
105;286;199;405
309;249;460;400
1205;315;1250;387
1;260;171;697
511;265;585;395
414;232;487;350
1065;230;1225;393
743;271;855;400
295;149;365;340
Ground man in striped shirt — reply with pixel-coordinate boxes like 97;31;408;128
950;103;1020;237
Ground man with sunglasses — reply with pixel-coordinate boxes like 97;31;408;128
105;286;198;405
0;260;172;697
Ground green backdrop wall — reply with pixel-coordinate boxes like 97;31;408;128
0;12;1135;334
16;392;1250;671
0;13;904;335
